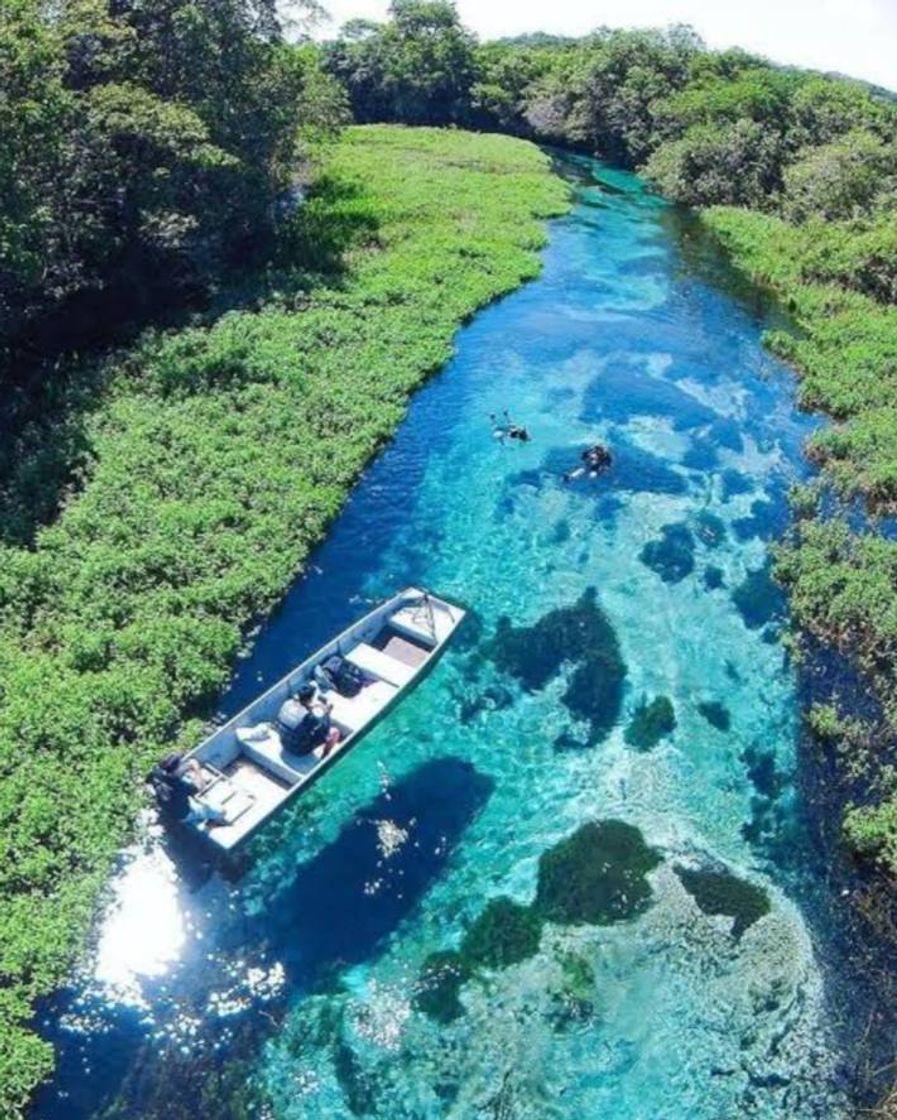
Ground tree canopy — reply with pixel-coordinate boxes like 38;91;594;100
0;0;328;375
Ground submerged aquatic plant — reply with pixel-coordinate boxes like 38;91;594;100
486;587;627;743
732;562;783;629
547;952;597;1031
704;565;725;590
624;695;676;750
694;509;727;548
461;896;543;970
639;522;696;583
675;865;771;940
698;700;732;732
535;820;662;926
413;898;542;1022
414;950;471;1024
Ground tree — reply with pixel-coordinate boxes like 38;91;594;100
789;76;895;148
782;129;897;222
0;0;324;374
325;1;476;126
644;119;785;208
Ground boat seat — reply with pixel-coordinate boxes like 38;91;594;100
346;642;417;688
326;677;398;732
236;725;315;782
388;607;439;648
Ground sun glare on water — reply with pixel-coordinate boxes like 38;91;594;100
93;827;186;1007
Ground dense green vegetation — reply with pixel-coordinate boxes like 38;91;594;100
322;2;897;876
0;124;567;1116
0;0;335;370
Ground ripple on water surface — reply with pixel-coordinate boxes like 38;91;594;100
32;155;845;1120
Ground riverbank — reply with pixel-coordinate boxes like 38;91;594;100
0;125;569;1117
703;208;897;870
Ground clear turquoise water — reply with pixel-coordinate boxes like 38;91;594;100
33;154;849;1119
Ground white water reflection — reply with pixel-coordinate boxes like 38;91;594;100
93;816;186;1007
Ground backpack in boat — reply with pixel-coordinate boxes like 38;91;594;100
322;654;365;698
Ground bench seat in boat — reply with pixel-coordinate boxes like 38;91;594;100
346;642;417;688
327;677;398;732
236;725;316;783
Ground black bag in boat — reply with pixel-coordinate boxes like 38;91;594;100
321;654;365;698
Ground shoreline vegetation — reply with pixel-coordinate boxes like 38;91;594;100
0;123;567;1114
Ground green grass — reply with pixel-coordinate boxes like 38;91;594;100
0;124;569;1116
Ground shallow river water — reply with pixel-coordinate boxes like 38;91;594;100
32;154;852;1119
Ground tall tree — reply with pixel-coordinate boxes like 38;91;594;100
325;1;476;126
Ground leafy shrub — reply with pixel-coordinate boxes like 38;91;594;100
0;125;569;1115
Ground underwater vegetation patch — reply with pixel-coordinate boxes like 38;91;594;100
580;358;717;431
461;897;544;970
740;745;795;859
413;899;542;1023
697;699;732;731
732;498;778;542
721;468;753;500
549;519;571;545
704;565;725;590
414;950;471;1024
707;417;744;454
743;744;787;800
624;695;676;750
682;439;718;471
639;522;696;583
693;509;727;548
732;562;784;630
486;587;626;743
535;820;662;925
674;865;771;940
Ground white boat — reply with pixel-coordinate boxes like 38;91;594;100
174;588;466;851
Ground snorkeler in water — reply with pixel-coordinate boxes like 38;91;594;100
490;410;532;443
564;443;612;481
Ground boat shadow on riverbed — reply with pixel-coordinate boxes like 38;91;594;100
32;756;494;1120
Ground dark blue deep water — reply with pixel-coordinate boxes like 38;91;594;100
31;154;851;1119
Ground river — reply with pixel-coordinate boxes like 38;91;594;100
31;153;852;1119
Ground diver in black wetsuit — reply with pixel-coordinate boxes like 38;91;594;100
564;443;612;481
490;410;531;443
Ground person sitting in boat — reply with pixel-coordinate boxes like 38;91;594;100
275;688;310;752
151;752;225;827
490;410;531;443
292;682;342;758
564;443;612;482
